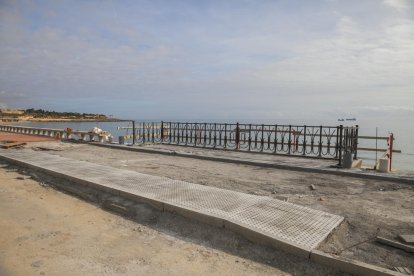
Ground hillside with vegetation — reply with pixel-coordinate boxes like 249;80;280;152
0;108;124;122
23;109;107;119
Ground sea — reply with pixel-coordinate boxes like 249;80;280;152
10;117;414;174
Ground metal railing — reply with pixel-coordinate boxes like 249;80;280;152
123;122;358;166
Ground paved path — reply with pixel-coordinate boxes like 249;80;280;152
0;149;344;256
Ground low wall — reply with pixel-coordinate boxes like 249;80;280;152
0;125;109;143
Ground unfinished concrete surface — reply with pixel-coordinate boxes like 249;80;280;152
0;149;344;254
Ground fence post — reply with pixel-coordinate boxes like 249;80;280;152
338;125;343;166
236;122;240;149
248;124;252;151
224;123;227;148
319;125;322;157
161;121;164;142
132;121;136;145
353;125;359;160
152;122;155;143
213;123;217;148
389;133;394;172
286;125;292;154
303;125;307;155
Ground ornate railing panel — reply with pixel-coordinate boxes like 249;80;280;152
126;121;358;165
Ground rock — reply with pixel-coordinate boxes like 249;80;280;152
31;260;44;268
399;234;414;245
16;175;31;180
274;195;288;202
318;197;324;201
310;184;316;190
351;159;363;169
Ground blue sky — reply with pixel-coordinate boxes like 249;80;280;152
0;0;413;120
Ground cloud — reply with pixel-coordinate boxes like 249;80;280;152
0;0;413;119
382;0;410;11
356;105;414;112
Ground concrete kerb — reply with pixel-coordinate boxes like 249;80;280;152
223;219;311;259
117;189;164;211
163;203;225;228
310;250;404;276
0;153;405;276
85;142;414;185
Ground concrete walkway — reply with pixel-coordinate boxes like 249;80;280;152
0;149;343;257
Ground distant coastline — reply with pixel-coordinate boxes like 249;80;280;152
0;117;128;124
21;117;127;122
0;108;128;123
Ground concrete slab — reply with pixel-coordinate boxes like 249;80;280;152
0;149;344;255
399;234;414;245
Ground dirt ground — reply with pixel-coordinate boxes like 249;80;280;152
0;166;347;276
1;140;413;274
0;132;56;143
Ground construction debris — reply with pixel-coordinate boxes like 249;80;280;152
310;184;316;190
16;175;31;180
399;234;414;245
1;142;26;149
33;147;63;151
376;236;414;253
393;267;412;275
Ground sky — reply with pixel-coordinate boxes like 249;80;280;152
0;0;413;121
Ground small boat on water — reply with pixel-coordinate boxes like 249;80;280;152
346;118;357;121
338;118;345;122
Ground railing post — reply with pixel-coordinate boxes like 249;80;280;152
389;133;394;172
132;121;136;145
248;124;252;151
261;124;264;152
161;121;164;142
303;125;307;155
169;122;172;143
353;125;359;160
235;122;240;150
204;123;207;147
273;124;278;154
213;123;217;148
338;125;343;166
177;122;180;144
319;125;322;157
288;125;292;154
152;122;155;143
224;123;227;148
